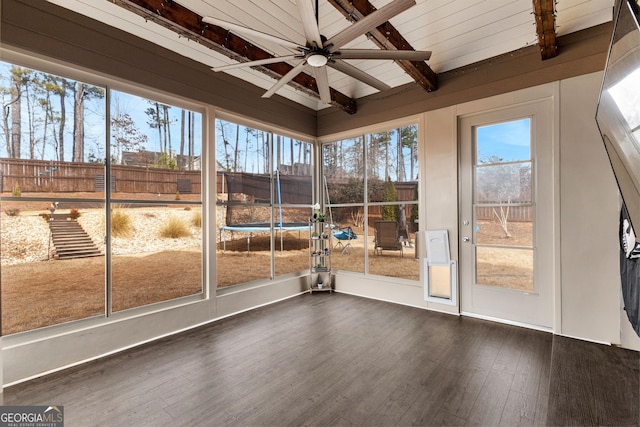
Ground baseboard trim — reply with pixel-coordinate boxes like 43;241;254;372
460;311;553;333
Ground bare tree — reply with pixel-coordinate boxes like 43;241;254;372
9;66;25;158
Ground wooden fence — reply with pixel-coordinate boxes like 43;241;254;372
0;158;201;195
476;206;532;222
3;160;523;221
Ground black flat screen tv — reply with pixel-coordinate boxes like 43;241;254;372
596;0;640;228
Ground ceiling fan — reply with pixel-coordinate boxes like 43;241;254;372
202;0;431;104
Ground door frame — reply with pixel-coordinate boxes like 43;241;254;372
458;95;557;329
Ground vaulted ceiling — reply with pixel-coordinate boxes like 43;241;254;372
48;0;613;114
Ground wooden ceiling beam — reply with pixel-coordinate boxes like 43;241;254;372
110;0;357;114
533;0;558;60
327;0;438;92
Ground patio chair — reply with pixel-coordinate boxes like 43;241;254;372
332;225;358;254
374;220;404;257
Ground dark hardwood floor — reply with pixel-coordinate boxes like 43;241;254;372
2;293;638;426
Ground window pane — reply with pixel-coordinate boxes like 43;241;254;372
216;119;274;287
274;207;310;277
1;200;106;334
475;206;533;248
329;206;364;274
367;125;419;202
110;91;202;201
475;246;533;291
476;119;531;164
274;137;312;205
369;204;418;280
475;162;532;204
323;138;364;204
111;203;202;311
0;62;106;197
0;62;107;334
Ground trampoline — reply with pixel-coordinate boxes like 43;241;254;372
219;170;309;253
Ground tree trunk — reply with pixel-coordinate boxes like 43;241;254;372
58;85;66;161
2;100;11;157
10;70;22;158
163;104;171;156
154;102;162;154
189;111;195;170
234;123;240;171
180;109;185;169
73;82;85;162
26;85;36;159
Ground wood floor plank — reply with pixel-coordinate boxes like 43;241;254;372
2;293;638;427
547;335;640;426
499;390;537;426
461;367;514;425
440;367;490;419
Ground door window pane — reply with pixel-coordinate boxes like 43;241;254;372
474;119;534;292
476;119;531;163
476;246;533;291
475;206;533;247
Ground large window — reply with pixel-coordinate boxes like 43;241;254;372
0;61;204;335
109;90;203;311
323;124;419;281
215;118;312;288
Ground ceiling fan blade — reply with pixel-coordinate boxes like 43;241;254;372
313;66;332;104
212;55;299;72
328;59;391;92
326;0;415;52
337;49;431;61
297;0;323;48
262;61;310;98
202;16;303;51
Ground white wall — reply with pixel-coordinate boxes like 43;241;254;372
558;72;623;345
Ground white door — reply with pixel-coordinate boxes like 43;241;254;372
459;99;554;328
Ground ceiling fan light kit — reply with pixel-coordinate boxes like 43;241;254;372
204;0;431;105
306;53;328;67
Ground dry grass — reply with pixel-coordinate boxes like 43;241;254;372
111;209;133;237
159;215;192;238
1;251;202;335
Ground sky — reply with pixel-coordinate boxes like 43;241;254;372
476;118;531;163
0;61;203;162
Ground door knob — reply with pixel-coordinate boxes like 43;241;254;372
463;237;470;242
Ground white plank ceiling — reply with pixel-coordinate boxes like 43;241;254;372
47;0;614;111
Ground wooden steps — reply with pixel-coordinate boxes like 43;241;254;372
49;214;102;260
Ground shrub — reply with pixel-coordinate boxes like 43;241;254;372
4;208;20;217
175;191;181;201
160;215;191;238
69;207;81;219
111;209;133;237
381;178;399;221
39;213;51;221
11;184;21;196
191;210;202;228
